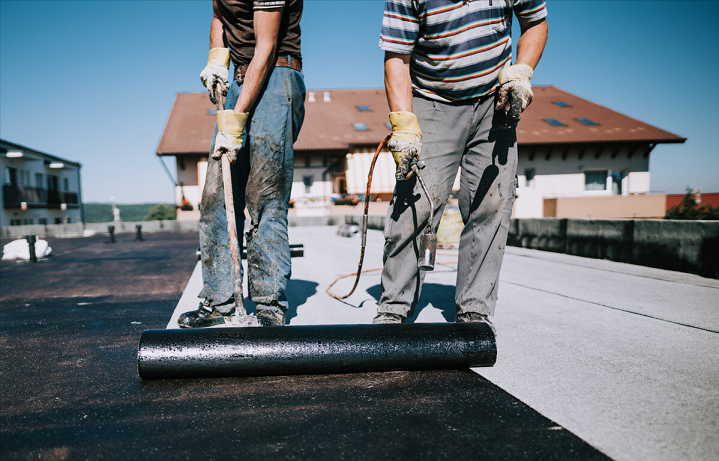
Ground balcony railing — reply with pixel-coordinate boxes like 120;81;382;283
3;185;79;209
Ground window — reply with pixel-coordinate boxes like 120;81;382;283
39;218;47;225
584;170;625;193
575;118;599;126
55;217;62;224
524;168;535;187
35;173;43;188
543;119;566;127
6;167;17;185
356;105;371;112
551;101;572;108
48;175;59;191
302;175;314;194
609;170;623;194
352;123;369;131
584;170;607;191
64;178;69;191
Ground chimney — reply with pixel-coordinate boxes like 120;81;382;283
308;92;315;102
323;91;331;102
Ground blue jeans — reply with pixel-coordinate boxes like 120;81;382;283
198;63;305;311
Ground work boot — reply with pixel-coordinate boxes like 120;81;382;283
456;312;496;335
256;304;285;326
178;299;233;328
372;312;404;324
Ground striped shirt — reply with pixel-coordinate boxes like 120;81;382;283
379;0;547;102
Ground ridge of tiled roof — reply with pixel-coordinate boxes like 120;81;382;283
156;86;685;156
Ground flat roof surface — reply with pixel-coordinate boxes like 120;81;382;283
2;227;717;460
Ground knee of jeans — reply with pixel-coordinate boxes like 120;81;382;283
246;194;288;221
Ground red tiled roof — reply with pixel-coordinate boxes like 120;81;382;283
294;89;391;151
156;93;217;156
157;86;685;156
666;193;719;210
518;86;685;145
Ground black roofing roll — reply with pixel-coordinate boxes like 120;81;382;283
138;323;496;379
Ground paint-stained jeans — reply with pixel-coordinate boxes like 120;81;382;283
198;64;305;311
379;94;518;318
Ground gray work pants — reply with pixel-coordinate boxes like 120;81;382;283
379;94;518;318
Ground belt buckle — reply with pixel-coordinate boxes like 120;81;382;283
235;66;246;83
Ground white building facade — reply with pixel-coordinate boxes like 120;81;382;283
514;142;656;218
1;139;83;227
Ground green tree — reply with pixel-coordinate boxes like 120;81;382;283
698;203;719;220
144;204;176;221
665;188;719;220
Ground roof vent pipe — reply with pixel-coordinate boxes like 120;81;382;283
323;91;331;102
308;92;315;102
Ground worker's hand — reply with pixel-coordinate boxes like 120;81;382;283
496;63;534;122
388;111;422;181
212;110;248;164
200;48;231;105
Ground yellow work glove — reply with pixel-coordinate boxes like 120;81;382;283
200;48;230;105
212;110;248;164
496;63;534;122
388;111;422;181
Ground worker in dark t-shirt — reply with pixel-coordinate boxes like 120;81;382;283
179;0;305;328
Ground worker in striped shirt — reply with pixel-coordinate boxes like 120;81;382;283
373;0;548;327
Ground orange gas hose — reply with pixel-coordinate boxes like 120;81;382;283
326;134;390;299
325;260;458;300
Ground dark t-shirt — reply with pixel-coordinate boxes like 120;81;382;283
216;0;302;68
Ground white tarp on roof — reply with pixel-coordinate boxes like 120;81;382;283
2;239;52;260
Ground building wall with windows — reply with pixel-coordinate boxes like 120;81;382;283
513;142;657;217
156;87;685;220
507;86;684;217
174;155;203;217
0;139;83;227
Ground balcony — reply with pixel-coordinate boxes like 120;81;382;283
3;185;79;209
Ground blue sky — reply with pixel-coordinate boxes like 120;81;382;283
1;1;717;203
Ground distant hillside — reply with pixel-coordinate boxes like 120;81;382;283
84;203;175;223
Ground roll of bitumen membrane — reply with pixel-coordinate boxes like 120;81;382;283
138;323;496;379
